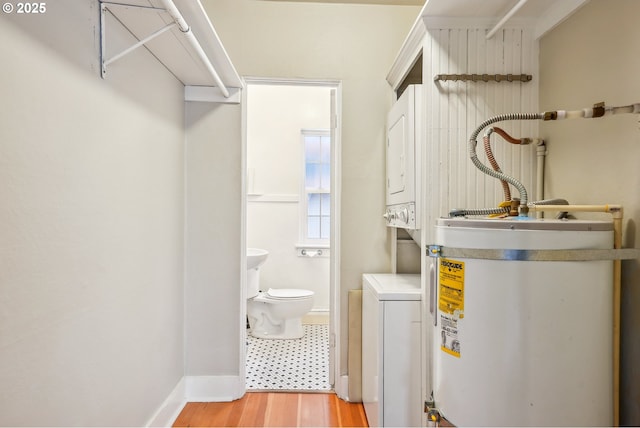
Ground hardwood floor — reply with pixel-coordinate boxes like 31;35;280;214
173;392;369;427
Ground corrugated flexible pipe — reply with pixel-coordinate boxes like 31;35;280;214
453;103;640;218
469;113;543;214
483;130;511;202
483;127;530;202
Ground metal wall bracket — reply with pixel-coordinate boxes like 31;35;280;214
99;1;169;79
427;245;442;258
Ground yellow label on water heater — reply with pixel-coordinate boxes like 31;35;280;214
439;258;464;358
438;258;465;317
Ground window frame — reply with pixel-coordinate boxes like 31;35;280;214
299;129;331;248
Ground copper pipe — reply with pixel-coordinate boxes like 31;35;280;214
492;127;522;145
483;134;511;201
483;127;523;202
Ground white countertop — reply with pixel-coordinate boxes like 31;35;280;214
362;273;421;301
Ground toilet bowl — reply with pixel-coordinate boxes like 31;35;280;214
247;288;314;339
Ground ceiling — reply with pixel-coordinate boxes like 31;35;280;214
257;0;425;5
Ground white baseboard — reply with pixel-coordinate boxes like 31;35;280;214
335;374;350;401
146;376;245;427
185;375;245;402
302;311;330;324
146;378;187;427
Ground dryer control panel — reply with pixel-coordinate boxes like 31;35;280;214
384;202;416;229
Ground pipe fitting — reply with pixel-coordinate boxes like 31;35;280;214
427;409;441;424
592;102;606;118
509;199;521;216
518;204;529;216
449;209;468;218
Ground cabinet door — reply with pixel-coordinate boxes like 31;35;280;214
362;286;383;428
383;300;421;427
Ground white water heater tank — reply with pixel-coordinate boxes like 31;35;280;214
432;218;613;426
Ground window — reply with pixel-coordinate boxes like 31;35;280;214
301;130;330;244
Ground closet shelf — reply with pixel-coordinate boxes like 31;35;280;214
100;0;242;103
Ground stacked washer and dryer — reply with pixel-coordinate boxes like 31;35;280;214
362;85;424;427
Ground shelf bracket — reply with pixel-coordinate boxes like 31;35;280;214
100;2;170;79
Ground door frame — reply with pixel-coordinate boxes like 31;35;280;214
240;77;343;396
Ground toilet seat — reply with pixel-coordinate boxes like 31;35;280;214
265;288;314;300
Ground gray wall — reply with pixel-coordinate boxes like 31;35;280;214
539;0;640;423
201;0;420;379
0;1;185;425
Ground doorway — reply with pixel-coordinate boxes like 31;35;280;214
241;78;341;393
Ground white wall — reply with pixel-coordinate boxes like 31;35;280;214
538;1;640;424
0;0;185;425
201;0;421;382
184;102;242;381
247;84;331;311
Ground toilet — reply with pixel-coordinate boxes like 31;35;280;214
247;288;314;339
246;248;314;339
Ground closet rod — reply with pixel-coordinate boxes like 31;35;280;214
434;73;532;83
158;0;230;97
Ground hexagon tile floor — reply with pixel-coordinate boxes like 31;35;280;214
246;324;331;391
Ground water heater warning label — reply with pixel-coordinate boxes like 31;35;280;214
440;314;460;358
439;258;464;358
438;258;465;317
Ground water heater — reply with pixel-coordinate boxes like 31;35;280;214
431;218;613;426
